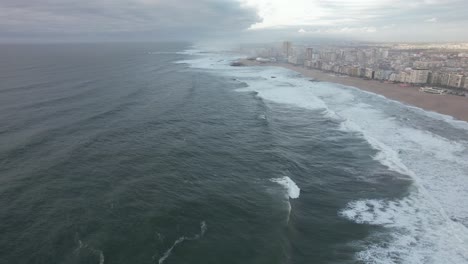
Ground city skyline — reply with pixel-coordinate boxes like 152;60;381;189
243;40;468;93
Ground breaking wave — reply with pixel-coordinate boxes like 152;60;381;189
178;48;468;263
271;176;301;199
340;194;468;263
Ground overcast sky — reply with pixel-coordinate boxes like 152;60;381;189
1;0;467;42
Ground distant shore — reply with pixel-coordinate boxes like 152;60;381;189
240;59;468;122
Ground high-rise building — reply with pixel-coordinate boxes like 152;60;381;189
439;72;451;86
429;71;440;85
380;49;389;59
282;41;292;58
409;69;430;84
399;72;409;83
357;50;366;64
349;67;360;77
365;68;374;79
305;48;313;61
304;47;314;68
448;73;463;88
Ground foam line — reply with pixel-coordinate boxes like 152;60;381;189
74;238;105;264
98;251;105;264
158;221;207;264
158;237;185;264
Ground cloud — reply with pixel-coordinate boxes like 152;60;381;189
364;27;377;33
1;0;467;42
242;0;468;41
297;26;377;35
244;0;464;27
0;0;261;41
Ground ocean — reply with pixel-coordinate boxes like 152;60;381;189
0;43;467;264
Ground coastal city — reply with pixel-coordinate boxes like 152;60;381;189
3;1;468;264
241;41;468;96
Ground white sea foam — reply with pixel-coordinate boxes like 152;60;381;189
158;221;207;264
149;49;208;56
271;176;300;223
339;119;412;176
340;194;468;263
148;51;178;55
75;239;105;264
158;237;184;264
175;49;206;55
98;251;105;264
179;49;468;263
322;109;343;121
271;176;300;199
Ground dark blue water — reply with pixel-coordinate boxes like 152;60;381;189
0;43;414;264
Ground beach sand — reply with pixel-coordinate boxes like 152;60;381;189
240;60;468;122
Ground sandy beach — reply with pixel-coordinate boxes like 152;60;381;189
240;60;468;122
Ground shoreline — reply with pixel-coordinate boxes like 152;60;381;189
240;59;468;123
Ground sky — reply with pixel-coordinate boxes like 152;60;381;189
1;0;467;42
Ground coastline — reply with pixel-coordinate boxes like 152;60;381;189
240;59;468;123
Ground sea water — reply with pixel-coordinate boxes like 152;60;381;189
0;43;467;264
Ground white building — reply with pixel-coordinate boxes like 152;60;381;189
365;68;374;79
288;56;299;65
408;69;430;84
282;41;292;58
448;73;463;88
305;48;313;61
398;72;410;83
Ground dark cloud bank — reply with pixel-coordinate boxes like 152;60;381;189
0;0;261;42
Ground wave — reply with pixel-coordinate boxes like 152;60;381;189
158;221;207;264
343;84;468;131
271;176;300;199
148;51;178;55
271;176;300;224
340;194;468;263
148;50;204;55
179;48;468;263
0;80;64;94
176;49;206;55
8;80;99;112
331;87;468;263
339;119;412;176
